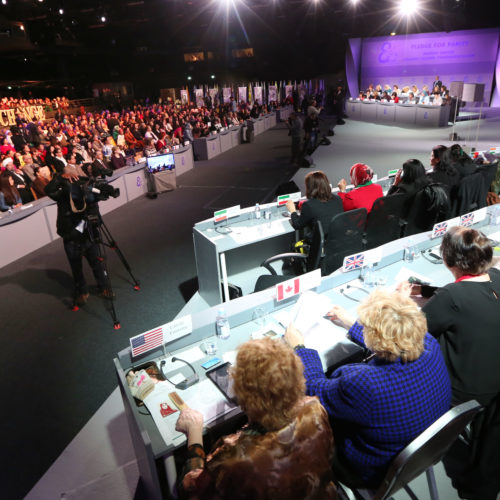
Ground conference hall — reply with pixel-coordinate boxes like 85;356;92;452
1;0;499;499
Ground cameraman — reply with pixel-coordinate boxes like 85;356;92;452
45;162;110;306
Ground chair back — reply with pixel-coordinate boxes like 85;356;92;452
364;194;406;250
451;172;486;217
404;183;450;236
306;220;325;273
477;162;498;194
374;400;482;500
322;208;367;275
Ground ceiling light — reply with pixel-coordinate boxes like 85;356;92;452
210;74;215;79
20;25;24;30
398;0;419;16
59;8;64;15
1;0;7;5
187;76;192;80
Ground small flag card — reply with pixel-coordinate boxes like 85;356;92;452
130;326;164;357
214;205;240;223
275;269;321;302
343;252;365;272
277;192;301;206
431;221;448;238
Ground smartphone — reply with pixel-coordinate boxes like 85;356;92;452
201;357;222;370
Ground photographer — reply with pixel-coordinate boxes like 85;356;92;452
287;112;303;165
44;164;112;306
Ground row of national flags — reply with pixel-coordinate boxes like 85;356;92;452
181;79;326;105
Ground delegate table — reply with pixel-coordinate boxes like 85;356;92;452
117;207;500;498
193;177;395;307
347;99;450;127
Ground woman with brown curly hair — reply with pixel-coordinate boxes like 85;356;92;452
285;289;451;488
175;337;336;499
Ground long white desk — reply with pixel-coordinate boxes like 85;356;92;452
193;177;396;307
116;208;500;497
347;99;450;127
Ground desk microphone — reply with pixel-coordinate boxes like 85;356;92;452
160;357;199;390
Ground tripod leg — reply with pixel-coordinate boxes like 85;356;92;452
99;221;141;290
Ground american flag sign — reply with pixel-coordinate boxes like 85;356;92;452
460;212;474;227
343;253;365;272
130;327;164;357
432;222;448;238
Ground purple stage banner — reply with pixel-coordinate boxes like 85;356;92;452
348;28;500;106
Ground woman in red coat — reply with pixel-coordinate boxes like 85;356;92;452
337;163;383;213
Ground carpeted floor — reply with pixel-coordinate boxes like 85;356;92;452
0;118;317;500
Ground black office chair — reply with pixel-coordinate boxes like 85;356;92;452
321;208;367;275
253;220;324;292
364;194;406;250
403;184;450;236
336;399;482;500
451;172;486;217
477;162;498;195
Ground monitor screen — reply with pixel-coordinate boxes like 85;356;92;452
146;153;175;173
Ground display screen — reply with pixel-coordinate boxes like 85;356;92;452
146;153;175;173
206;362;236;403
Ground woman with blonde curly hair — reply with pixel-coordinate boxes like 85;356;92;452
285;288;451;489
175;337;336;499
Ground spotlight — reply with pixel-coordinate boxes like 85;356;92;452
59;8;64;15
38;0;43;2
1;0;7;5
20;25;24;30
390;31;396;36
187;76;192;81
210;74;215;79
398;0;419;16
101;16;106;22
350;0;359;4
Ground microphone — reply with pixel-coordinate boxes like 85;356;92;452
161;357;199;390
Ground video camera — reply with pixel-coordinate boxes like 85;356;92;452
80;162;120;201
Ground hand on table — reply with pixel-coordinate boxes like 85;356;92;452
285;200;296;213
325;305;355;329
176;408;204;435
284;323;304;349
396;281;421;297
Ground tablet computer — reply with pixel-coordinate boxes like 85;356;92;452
206;362;237;403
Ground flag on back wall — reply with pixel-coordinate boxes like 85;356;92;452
130;326;164;357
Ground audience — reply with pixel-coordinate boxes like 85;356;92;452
428;144;460;196
0;171;22;211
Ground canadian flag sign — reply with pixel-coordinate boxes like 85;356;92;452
276;277;300;302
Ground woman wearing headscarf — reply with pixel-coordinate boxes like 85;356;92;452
337;163;383;213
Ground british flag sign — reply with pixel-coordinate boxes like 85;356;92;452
343;253;365;272
460;212;474;227
431;221;448;239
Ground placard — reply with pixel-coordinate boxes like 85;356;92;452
163;315;192;344
238;87;247;103
268;86;277;103
214;204;241;223
342;247;381;272
223;88;232;103
277;192;302;206
275;268;321;302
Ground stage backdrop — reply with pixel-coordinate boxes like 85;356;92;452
347;28;500;107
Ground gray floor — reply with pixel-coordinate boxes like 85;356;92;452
25;111;500;500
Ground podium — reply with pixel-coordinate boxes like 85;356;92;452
147;169;176;194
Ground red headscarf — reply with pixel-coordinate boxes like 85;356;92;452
350;163;374;186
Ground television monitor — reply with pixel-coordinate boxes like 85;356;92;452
146;153;175;173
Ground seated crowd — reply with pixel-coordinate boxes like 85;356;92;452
357;75;452;105
0;96;274;210
1;95;70;111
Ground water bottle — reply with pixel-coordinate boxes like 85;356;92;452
404;239;415;263
254;203;261;219
216;308;230;339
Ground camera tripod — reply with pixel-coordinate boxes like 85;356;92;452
73;213;140;329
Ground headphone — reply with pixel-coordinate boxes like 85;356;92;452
160;357;199;390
